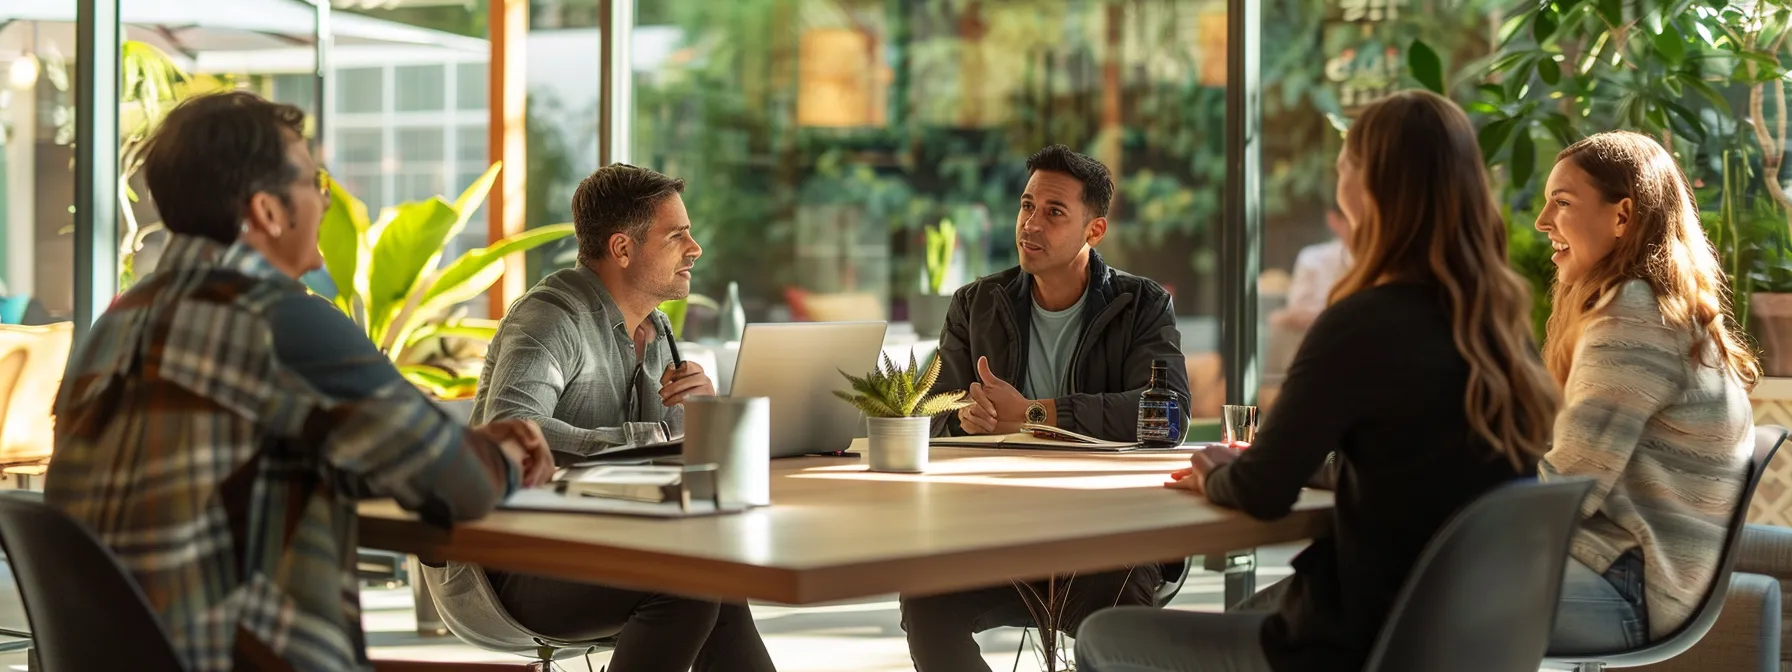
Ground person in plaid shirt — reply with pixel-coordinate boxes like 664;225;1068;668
44;91;554;672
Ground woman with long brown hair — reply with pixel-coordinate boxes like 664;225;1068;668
1075;89;1559;672
1534;131;1756;654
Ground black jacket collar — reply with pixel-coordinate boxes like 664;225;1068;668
1004;248;1115;326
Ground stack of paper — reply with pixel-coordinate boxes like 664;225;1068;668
558;465;684;502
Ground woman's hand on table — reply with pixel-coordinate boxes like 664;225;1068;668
1164;443;1245;494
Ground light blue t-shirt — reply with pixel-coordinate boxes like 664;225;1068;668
1023;294;1086;401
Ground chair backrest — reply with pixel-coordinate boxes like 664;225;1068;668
1362;478;1596;672
0;493;185;672
1550;424;1787;667
420;562;612;658
1153;557;1192;607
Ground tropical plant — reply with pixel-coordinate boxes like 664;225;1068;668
1403;0;1792;347
833;350;973;419
1706;147;1792;325
922;217;957;295
317;162;576;397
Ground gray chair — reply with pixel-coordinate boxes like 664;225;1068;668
420;561;618;667
1361;477;1597;672
1542;424;1787;671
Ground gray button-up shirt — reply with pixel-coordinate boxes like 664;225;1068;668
471;265;682;456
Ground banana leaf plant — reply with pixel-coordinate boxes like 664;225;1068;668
317;162;575;398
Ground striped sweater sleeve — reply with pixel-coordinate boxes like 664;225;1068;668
1541;282;1686;517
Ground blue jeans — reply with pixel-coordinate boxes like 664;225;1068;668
1075;608;1275;672
1549;551;1649;655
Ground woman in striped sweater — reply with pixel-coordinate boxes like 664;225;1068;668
1534;130;1758;653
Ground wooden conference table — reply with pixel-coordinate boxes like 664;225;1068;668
357;447;1334;605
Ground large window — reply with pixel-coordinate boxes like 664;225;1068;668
0;13;76;325
627;0;1231;400
520;23;601;284
324;52;492;314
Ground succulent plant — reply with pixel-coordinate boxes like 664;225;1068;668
834;350;973;418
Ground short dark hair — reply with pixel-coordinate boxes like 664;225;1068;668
140;91;308;245
572;164;688;263
1024;144;1115;219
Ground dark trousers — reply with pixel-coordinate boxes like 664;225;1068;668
900;565;1163;672
487;571;776;672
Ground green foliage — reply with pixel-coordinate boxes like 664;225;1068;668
1408;38;1446;95
317;162;576;391
1504;207;1557;343
631;0;1341;313
1414;0;1792;345
833;350;973;419
1703;149;1792;328
923;218;957;295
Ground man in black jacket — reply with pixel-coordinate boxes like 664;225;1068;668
903;145;1191;671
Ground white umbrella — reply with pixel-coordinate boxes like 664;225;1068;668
0;0;485;62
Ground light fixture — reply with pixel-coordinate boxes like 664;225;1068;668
8;55;38;89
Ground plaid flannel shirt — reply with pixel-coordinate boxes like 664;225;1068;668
46;234;516;672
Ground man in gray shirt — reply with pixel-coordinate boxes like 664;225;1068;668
434;164;776;672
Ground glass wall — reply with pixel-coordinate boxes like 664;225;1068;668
1;0;81;325
1255;0;1509;410
121;0;323;287
519;6;601;286
322;55;492;309
626;0;1233;412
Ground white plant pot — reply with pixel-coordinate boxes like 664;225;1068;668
866;416;931;473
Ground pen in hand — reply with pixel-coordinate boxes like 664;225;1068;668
658;325;714;406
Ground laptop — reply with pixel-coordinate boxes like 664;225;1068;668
727;321;889;457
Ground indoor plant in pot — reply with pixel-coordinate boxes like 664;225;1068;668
834;351;972;473
909;218;958;339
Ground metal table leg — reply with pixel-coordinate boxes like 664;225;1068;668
1207;549;1258;610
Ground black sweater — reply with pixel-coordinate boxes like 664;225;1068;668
1204;282;1536;672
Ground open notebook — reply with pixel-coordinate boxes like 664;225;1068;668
930;424;1142;451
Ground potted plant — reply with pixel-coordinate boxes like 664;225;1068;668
316;163;576;413
909;218;957;339
834;350;972;473
1739;186;1792;376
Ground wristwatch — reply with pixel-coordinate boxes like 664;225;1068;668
1025;401;1048;425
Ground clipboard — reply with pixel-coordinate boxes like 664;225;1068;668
560;438;686;467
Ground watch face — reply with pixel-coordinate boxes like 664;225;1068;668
1027;403;1047;423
